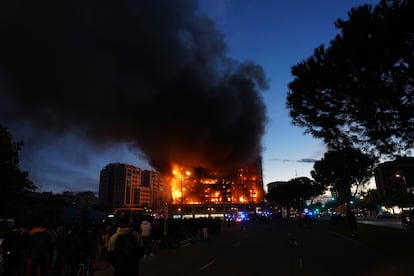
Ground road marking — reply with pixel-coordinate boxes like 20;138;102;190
233;241;241;247
199;259;217;271
298;258;303;269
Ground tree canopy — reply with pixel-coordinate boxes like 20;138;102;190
311;148;377;204
287;0;414;155
265;177;325;207
0;125;36;203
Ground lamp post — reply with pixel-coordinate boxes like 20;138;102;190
396;174;411;206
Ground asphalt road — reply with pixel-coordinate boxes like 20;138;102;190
137;221;414;276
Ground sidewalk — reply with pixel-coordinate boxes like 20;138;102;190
92;236;200;275
93;224;233;275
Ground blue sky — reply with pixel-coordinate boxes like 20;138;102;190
199;0;380;190
14;0;379;193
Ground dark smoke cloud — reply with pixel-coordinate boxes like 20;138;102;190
297;158;317;163
0;0;268;174
271;158;317;163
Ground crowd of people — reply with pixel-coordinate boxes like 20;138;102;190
0;213;223;276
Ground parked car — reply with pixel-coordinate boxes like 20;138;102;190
376;210;393;218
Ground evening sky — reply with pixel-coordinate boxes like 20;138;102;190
9;0;380;193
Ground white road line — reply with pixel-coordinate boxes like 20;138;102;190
298;257;303;270
199;259;217;271
233;241;241;247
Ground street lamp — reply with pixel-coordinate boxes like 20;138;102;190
396;174;411;206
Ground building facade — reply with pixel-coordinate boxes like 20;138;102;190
141;169;168;211
374;157;414;206
99;157;266;216
267;181;288;192
169;157;265;205
99;163;165;212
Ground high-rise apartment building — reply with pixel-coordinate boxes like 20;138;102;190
374;157;414;205
169;156;265;205
142;169;166;210
99;163;144;211
99;157;265;215
267;181;288;192
99;163;168;212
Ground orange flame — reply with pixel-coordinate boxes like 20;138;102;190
168;162;263;205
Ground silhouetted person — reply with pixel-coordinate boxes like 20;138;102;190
140;217;152;257
0;219;27;276
29;220;54;276
346;208;358;237
107;212;144;276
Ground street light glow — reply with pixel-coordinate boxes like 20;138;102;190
395;173;411;206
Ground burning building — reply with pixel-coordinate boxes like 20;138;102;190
168;158;264;205
99;157;265;217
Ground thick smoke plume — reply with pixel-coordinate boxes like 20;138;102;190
0;0;268;175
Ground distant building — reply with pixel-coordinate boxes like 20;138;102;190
60;191;100;209
99;163;165;212
230;160;264;204
99;163;140;211
168;157;265;205
374;157;414;205
142;169;167;211
99;157;266;216
267;181;288;192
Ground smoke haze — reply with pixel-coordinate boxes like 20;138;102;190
0;0;268;176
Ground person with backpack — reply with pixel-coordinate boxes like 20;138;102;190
107;212;145;276
140;217;152;257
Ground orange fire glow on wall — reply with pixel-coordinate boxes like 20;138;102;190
169;163;263;205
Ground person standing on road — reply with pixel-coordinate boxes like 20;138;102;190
346;208;358;237
140;217;152;257
107;212;145;276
